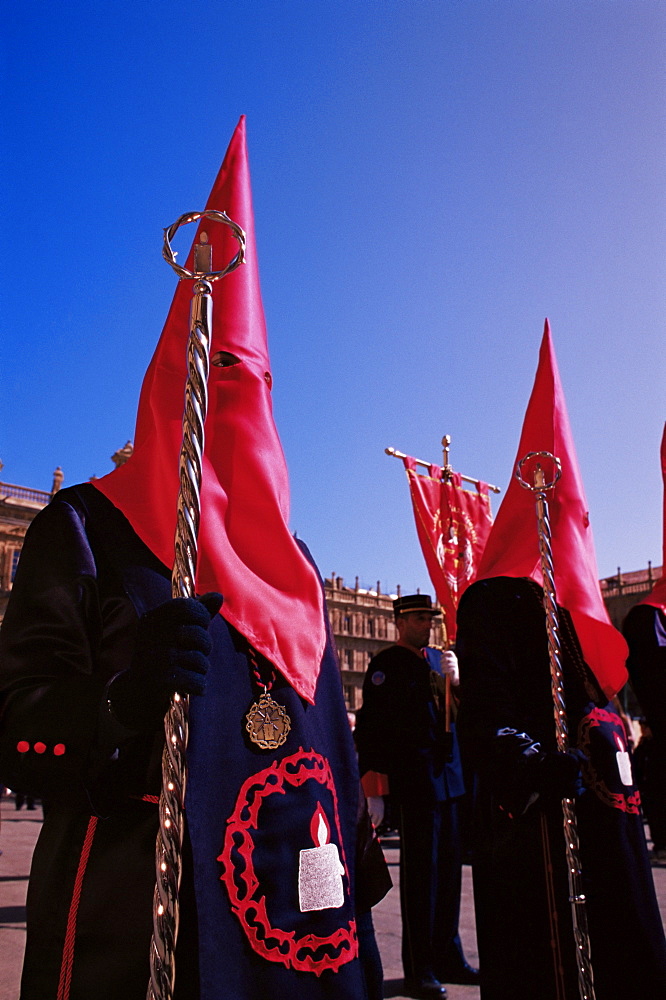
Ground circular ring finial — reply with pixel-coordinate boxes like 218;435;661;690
162;209;246;282
515;451;562;492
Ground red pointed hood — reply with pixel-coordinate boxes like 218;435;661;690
640;422;666;613
474;320;628;697
94;116;325;703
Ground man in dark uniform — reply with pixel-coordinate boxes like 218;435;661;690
355;594;479;1000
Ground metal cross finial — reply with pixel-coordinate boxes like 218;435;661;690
162;209;245;282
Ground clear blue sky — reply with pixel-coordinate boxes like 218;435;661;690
2;1;665;592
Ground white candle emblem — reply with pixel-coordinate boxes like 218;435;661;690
614;732;633;787
298;805;345;912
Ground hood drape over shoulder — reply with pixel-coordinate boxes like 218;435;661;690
94;116;325;703
473;320;628;698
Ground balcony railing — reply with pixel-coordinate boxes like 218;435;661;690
600;564;662;598
0;482;51;505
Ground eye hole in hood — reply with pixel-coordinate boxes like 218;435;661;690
212;351;242;368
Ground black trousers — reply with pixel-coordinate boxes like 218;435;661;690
398;798;465;981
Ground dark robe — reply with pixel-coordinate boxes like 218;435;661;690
354;643;467;983
0;484;367;1000
456;576;666;1000
623;603;666;852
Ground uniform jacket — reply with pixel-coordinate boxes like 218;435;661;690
354;644;465;806
0;485;366;1000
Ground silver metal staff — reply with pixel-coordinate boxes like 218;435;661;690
516;451;596;1000
147;210;246;1000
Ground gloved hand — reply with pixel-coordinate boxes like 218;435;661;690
109;592;223;729
440;649;460;686
533;748;587;800
430;648;460;698
367;795;385;828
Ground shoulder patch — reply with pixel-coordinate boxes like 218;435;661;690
371;671;385;686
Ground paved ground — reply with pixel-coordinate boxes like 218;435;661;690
1;796;665;1000
371;835;480;1000
0;798;43;1000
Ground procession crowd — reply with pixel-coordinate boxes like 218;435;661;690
1;118;665;1000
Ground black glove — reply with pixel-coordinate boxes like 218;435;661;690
492;728;586;816
532;748;587;801
108;592;223;729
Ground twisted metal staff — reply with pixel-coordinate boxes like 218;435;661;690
147;210;246;1000
516;451;596;1000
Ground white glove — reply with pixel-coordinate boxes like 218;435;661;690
367;795;385;828
440;649;460;686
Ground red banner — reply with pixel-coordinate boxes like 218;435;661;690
403;456;493;640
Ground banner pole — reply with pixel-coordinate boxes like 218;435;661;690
515;450;596;1000
440;436;453;728
390;436;499;732
147;211;245;1000
385;444;501;494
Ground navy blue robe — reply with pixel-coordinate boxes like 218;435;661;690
0;484;367;1000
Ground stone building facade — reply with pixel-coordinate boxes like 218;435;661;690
599;563;662;631
0;446;133;621
323;574;445;711
0;468;63;618
599;564;662;716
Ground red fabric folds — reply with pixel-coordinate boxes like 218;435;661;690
403;456;493;640
474;320;628;698
640;422;666;613
94;116;325;703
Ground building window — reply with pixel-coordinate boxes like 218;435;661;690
345;649;354;670
343;614;351;633
367;617;375;637
10;548;21;583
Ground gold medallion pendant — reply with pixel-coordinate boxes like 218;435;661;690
245;690;291;750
